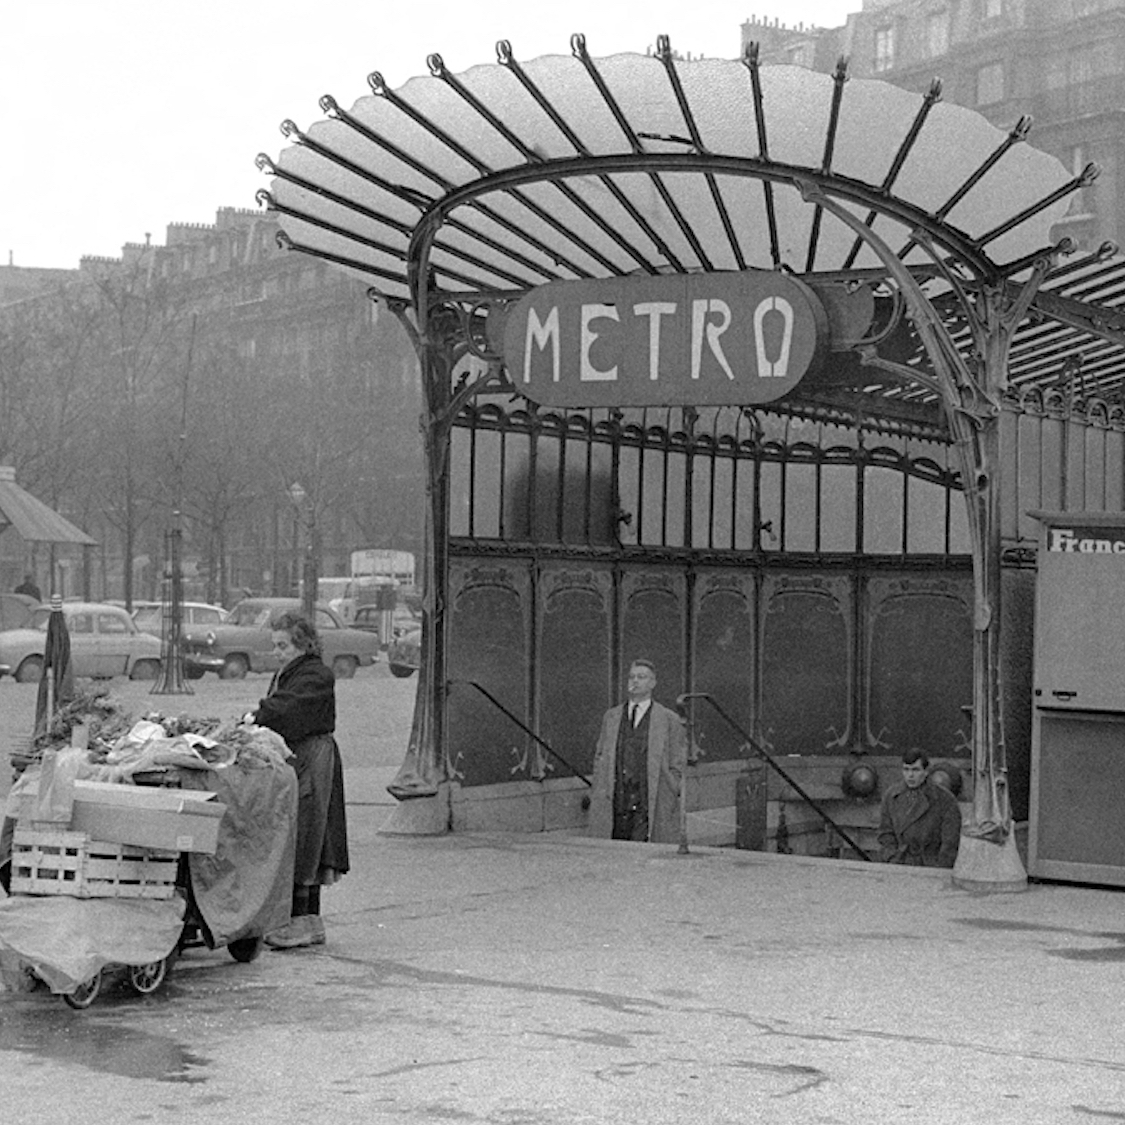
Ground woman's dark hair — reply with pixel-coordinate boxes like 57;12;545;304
274;612;322;658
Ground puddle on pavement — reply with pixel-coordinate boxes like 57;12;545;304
1046;944;1125;962
956;917;1101;937
955;917;1125;962
0;998;209;1083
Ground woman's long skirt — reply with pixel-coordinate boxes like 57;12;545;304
290;733;349;886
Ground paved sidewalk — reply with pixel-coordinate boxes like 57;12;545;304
4;795;1125;1125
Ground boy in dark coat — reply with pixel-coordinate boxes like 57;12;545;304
877;748;962;868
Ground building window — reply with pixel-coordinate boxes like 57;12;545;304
976;61;1005;105
926;12;950;57
981;0;1003;19
874;25;895;72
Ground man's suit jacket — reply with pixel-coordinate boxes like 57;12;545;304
588;700;687;843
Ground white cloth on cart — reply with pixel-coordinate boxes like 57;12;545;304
0;895;184;994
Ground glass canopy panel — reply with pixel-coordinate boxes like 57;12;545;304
755;66;838;169
831;78;927;188
275;53;1078;288
516;52;637;156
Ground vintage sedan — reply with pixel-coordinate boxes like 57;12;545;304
0;602;164;682
181;597;381;680
133;601;228;637
349;604;384;636
350;605;421;647
0;593;37;632
387;623;421;679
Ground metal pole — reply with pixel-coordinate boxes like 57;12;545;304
301;505;317;621
152;314;195;695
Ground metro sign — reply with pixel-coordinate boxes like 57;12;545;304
501;270;828;408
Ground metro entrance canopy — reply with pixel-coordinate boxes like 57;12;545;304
259;37;1125;887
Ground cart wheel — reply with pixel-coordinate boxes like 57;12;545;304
128;955;172;996
227;936;263;963
63;971;102;1010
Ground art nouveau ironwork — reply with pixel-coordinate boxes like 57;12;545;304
260;36;1125;885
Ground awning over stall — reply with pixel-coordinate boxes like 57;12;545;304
0;467;96;546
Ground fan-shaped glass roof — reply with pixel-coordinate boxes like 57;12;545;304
260;38;1125;419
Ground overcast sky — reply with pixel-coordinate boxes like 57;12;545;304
4;1;860;270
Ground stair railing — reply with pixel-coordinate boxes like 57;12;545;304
677;692;871;862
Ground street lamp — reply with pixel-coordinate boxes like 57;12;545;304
287;482;317;620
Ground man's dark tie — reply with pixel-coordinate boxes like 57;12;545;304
630;704;638;727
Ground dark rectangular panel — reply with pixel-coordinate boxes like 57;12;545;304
1032;711;1125;881
620;569;685;710
759;574;851;755
446;561;531;787
537;566;614;780
692;571;756;763
866;577;973;757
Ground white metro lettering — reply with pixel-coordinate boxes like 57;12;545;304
633;301;676;381
523;306;560;383
518;284;813;392
580;303;619;382
754;296;795;378
691;299;735;381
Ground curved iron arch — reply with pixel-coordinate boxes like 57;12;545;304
405;152;1016;303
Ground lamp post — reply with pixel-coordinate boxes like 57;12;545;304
288;482;317;620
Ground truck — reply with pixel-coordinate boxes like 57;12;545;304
349;549;415;587
317;550;416;626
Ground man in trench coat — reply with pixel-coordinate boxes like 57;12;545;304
588;659;687;844
877;747;962;868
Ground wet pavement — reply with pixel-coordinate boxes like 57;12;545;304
3;771;1125;1124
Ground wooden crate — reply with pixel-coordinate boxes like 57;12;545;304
7;734;37;776
10;828;178;900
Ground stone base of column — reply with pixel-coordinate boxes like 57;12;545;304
952;830;1027;893
378;784;451;836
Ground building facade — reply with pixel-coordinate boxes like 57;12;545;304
742;0;1125;253
0;208;424;605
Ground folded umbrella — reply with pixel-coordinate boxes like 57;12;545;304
33;594;75;742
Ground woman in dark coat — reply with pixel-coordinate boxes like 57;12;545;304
251;612;349;949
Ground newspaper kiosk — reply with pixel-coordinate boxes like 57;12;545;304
1029;512;1125;886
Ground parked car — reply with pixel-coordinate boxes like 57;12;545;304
349;604;383;635
133;601;228;637
0;593;37;632
387;622;421;678
181;597;381;680
349;605;421;645
0;602;164;683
